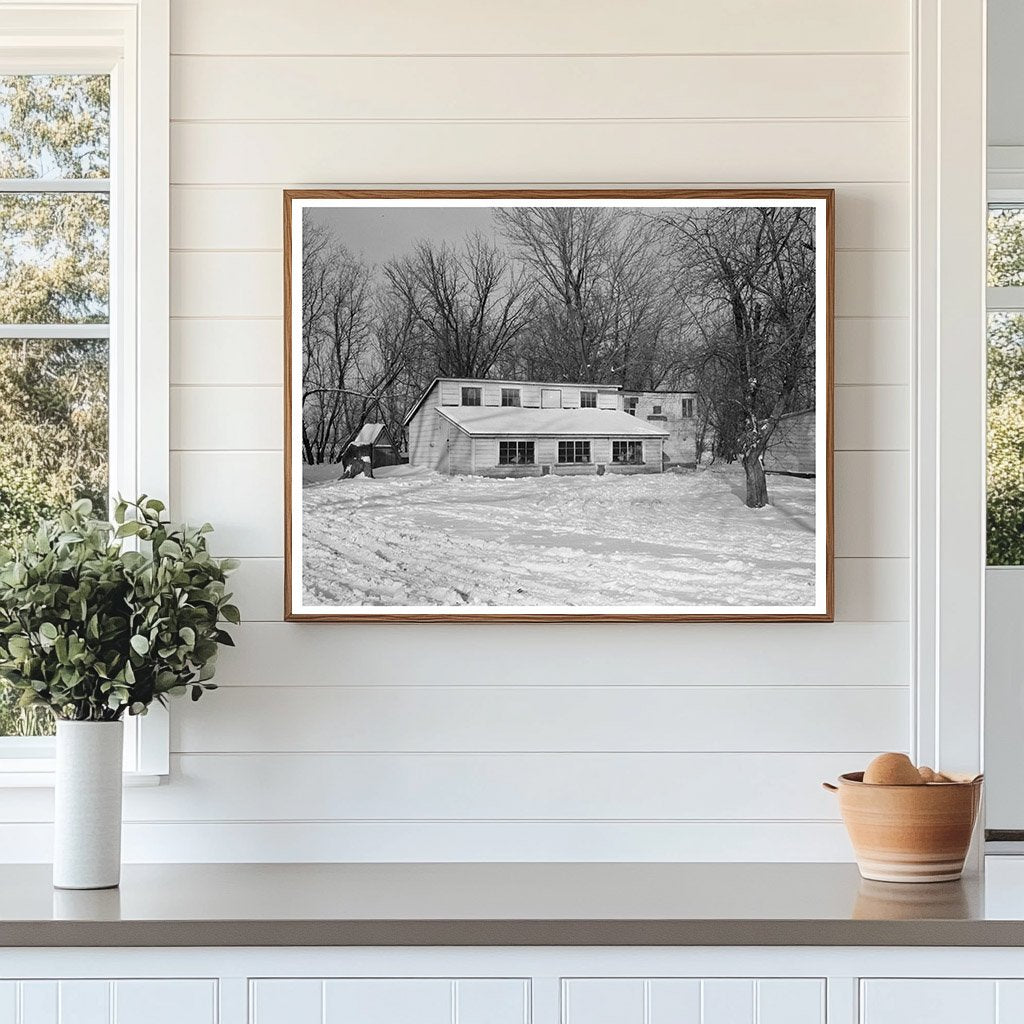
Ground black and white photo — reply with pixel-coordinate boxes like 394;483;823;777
285;191;833;621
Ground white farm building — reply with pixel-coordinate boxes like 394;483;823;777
404;377;671;477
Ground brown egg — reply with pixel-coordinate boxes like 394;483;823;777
863;752;925;786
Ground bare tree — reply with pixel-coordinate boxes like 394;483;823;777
384;235;531;379
301;238;376;464
495;207;676;387
659;207;816;508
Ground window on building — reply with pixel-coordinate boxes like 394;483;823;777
498;440;534;465
501;388;521;407
612;440;644;465
652;404;662;415
558;440;591;464
681;398;695;418
624;396;638;416
987;205;1024;566
462;386;482;406
580;391;597;408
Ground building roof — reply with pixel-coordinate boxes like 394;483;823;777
344;423;389;450
402;376;623;426
437;406;670;438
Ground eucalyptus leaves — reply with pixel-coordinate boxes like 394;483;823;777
0;497;238;722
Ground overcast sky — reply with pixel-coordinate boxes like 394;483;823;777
304;206;500;266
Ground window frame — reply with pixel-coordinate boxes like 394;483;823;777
0;1;170;783
498;440;534;466
681;398;694;418
558;440;591;465
579;390;597;408
461;386;482;406
611;440;644;465
500;387;521;407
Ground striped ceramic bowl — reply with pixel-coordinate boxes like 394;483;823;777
823;772;983;883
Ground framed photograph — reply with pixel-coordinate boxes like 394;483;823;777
284;189;833;622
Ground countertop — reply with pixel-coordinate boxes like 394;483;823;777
5;861;1024;947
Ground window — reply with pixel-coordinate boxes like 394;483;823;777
624;396;638;416
0;3;169;776
0;76;110;739
558;440;591;464
501;388;521;407
682;398;695;418
462;386;482;406
987;206;1024;565
580;390;597;408
612;440;644;465
499;440;534;465
652;404;662;415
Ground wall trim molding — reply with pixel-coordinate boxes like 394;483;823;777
913;0;987;778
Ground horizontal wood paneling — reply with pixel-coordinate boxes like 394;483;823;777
170;183;909;251
170;250;909;320
170;121;909;186
112;752;861;821
834;452;910;558
834;385;909;450
834;318;909;385
833;557;910;621
226;556;909;623
170;0;910;56
170;386;281;450
171;685;909;753
170;451;282;556
0;820;856;862
171;54;908;121
170;320;283;386
0;752;871;822
210;621;910;687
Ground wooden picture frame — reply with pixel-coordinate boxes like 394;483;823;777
284;189;834;622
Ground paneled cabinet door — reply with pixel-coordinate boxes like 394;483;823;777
249;978;529;1024
861;980;1024;1024
0;980;217;1024
562;978;825;1024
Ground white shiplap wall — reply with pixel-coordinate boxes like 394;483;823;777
1;0;915;862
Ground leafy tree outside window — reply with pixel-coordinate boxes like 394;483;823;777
987;207;1024;565
0;75;110;736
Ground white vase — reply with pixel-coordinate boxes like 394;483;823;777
53;720;124;890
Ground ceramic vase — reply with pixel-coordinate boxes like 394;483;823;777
53;720;124;889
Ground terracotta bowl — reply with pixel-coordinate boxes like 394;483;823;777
823;772;983;883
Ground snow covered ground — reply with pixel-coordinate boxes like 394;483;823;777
300;465;817;609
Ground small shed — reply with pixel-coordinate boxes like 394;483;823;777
342;423;402;476
763;409;816;476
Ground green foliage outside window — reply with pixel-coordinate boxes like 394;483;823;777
0;75;110;736
988;209;1024;565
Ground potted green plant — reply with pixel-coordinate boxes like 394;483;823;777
0;497;239;889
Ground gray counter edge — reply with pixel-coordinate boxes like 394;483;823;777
2;919;1022;948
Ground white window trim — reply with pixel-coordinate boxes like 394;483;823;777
0;0;170;784
914;0;986;820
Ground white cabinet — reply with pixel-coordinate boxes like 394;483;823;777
562;978;825;1024
249;978;529;1024
0;980;217;1024
861;980;1024;1024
